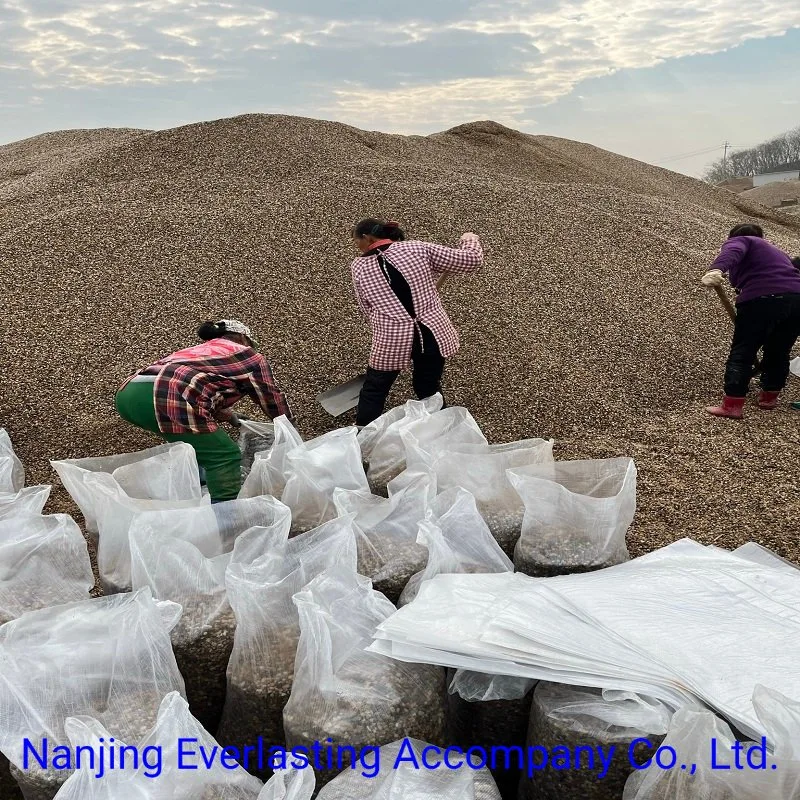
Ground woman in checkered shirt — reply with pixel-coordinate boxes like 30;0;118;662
115;319;292;502
350;219;484;425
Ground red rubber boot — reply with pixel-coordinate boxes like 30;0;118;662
758;390;780;409
705;395;745;419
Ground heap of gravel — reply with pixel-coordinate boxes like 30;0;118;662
740;179;800;209
2;115;800;561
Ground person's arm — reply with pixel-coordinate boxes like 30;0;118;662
701;238;749;286
246;354;294;422
352;264;371;319
425;233;484;277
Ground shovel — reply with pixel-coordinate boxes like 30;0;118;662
713;285;762;376
317;273;451;416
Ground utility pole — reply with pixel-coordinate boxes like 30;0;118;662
723;141;730;177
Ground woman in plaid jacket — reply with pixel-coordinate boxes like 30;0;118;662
350;218;484;425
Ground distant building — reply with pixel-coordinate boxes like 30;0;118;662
752;160;800;188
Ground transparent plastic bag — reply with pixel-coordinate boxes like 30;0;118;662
0;513;94;627
283;568;447;789
406;438;554;558
398;488;513;606
0;588;185;799
217;517;359;779
51;442;203;543
521;682;670;800
130;496;292;732
333;471;435;604
446;670;536;799
622;698;800;800
358;395;444;493
282;428;369;535
0;485;51;520
94;484;220;594
239;417;303;500
508;458;636;576
257;769;315;800
52;692;265;799
315;738;501;799
239;420;276;477
0;429;25;493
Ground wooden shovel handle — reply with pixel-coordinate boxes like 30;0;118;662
435;273;449;290
714;285;737;323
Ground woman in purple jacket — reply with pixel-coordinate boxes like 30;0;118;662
701;224;800;418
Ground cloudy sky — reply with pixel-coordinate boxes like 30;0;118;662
2;0;799;177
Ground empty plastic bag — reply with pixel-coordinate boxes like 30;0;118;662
508;457;636;576
51;692;265;799
0;485;51;520
51;442;203;544
315;738;501;799
130;496;292;732
283;568;447;789
281;427;369;535
0;429;25;494
398;488;513;606
522;682;670;800
0;513;94;626
0;588;185;799
217;517;359;779
239;416;303;500
406;438;554;557
333;471;435;604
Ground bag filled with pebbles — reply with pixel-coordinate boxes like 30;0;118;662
315;737;501;799
0;513;94;627
239;416;302;497
357;395;443;494
281;427;369;535
0;428;26;494
51;692;265;800
0;588;185;800
508;457;636;577
0;485;51;521
398;487;513;606
257;768;315;800
521;682;672;800
217;516;359;780
51;442;205;547
239;420;276;478
283;568;447;790
130;496;292;733
445;670;536;800
333;471;435;604
406;438;554;558
623;686;800;799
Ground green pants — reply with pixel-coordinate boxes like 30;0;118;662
115;381;242;502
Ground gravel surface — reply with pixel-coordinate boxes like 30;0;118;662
741;179;800;209
2;116;800;561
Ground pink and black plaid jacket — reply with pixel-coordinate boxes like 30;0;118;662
351;236;484;371
119;338;292;435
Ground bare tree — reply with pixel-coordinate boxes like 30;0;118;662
702;125;800;183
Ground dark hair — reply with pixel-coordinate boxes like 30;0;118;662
197;320;241;342
729;223;764;239
792;256;800;269
352;218;406;241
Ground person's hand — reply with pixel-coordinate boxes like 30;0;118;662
461;232;479;241
701;269;724;287
213;407;235;423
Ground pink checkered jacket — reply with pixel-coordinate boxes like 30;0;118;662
351;236;484;371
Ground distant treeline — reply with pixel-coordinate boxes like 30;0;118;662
703;125;800;183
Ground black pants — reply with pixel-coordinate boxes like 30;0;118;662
725;293;800;397
356;324;446;426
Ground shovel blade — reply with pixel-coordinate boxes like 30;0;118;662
316;374;366;416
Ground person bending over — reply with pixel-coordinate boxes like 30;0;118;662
701;225;800;418
115;319;292;501
350;218;483;426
